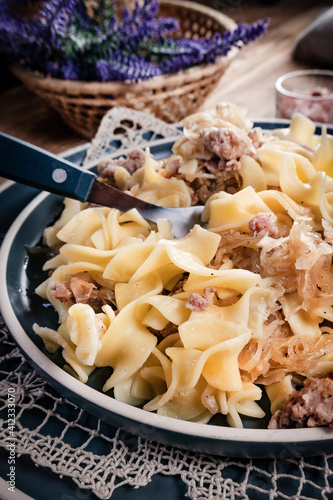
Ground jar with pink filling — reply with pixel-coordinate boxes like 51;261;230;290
276;69;333;124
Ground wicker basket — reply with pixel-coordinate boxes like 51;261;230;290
10;0;238;139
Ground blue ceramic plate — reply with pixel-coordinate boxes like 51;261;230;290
1;122;333;458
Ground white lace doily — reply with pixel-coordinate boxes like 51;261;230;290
1;108;333;500
83;106;182;167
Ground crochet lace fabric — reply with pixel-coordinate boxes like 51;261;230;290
1;320;333;500
1;108;333;499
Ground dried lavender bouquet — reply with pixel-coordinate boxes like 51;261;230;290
0;0;268;82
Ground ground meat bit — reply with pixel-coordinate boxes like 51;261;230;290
85;286;117;312
194;183;211;204
49;274;116;312
225;159;241;171
148;322;179;340
50;282;73;302
202;157;240;173
123;148;146;174
248;213;279;238
97;159;118;179
161;156;183;178
200;127;256;160
186;287;216;311
168;274;189;295
97;148;145;178
211;245;260;274
99;288;117;308
202;158;221;174
70;276;99;304
190;169;242;204
248;127;266;149
268;374;333;429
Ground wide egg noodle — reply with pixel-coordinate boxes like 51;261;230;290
136;177;192;207
103;241;157;282
238;155;267;192
105;208;152;248
37;267;73;323
272;112;318;147
156;376;212;424
66;303;105;366
43;198;87;248
96;272;162;391
182;287;279;340
183;269;262;296
265;375;294;415
280;291;323;339
33;322;96;383
178;321;251;392
279;153;325;221
313;126;333;175
126;225;220;285
205;187;273;232
141;295;191;328
220;382;265;428
56;206;109;245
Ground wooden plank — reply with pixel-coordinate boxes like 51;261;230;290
204;1;328;117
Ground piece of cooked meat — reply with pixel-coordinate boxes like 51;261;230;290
186;287;216;311
98;148;145;178
200;127;256;160
268;374;333;429
49;273;116;312
248;212;279;238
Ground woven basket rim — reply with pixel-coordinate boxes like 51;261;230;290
10;50;237;93
161;0;237;31
9;0;238;93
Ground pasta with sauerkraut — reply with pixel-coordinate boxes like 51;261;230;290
33;102;333;429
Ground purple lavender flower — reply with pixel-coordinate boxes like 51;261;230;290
96;52;161;82
0;0;269;82
45;61;61;78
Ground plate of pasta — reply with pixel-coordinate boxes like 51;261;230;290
1;102;333;458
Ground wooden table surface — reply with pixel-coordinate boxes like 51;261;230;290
0;0;331;156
